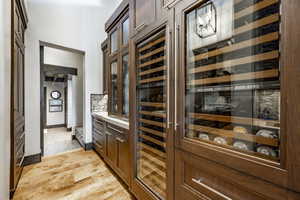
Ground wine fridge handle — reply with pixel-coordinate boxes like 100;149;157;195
174;24;179;131
192;178;232;200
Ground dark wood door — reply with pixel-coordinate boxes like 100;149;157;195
174;0;300;195
106;125;118;167
116;131;130;184
10;0;27;194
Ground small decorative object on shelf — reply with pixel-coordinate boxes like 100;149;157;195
198;133;210;141
257;146;277;158
233;141;251;151
233;126;248;135
256;129;278;139
213;137;227;145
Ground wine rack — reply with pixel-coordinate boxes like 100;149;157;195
185;0;281;162
136;30;167;199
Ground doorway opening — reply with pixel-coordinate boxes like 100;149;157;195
40;42;85;156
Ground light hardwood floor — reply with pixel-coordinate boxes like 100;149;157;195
13;149;135;200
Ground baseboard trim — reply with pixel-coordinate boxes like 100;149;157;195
23;153;42;166
46;124;66;129
10;190;15;199
85;143;93;151
67;128;72;132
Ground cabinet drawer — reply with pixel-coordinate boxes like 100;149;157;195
107;123;124;135
175;149;293;200
93;118;105;131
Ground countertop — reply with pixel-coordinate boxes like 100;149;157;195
92;112;129;130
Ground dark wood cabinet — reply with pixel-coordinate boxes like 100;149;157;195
173;0;300;199
92;117;130;185
103;0;300;199
10;0;27;196
101;39;109;94
92;118;106;157
105;124;119;167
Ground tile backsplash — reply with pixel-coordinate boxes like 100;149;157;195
91;94;108;112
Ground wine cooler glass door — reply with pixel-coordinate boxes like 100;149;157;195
136;30;167;199
185;0;281;162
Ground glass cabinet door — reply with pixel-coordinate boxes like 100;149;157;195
184;0;281;162
136;31;167;199
122;54;129;117
110;61;118;113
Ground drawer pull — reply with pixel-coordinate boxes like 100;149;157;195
192;178;232;200
116;137;125;143
105;132;112;136
107;125;123;134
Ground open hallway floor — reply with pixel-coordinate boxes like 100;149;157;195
44;128;81;156
13;149;134;200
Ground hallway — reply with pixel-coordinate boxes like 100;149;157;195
13;149;134;200
44;128;81;156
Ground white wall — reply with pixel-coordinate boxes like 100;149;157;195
45;82;66;126
44;47;84;68
25;0;121;156
0;0;11;199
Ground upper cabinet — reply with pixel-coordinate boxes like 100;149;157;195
106;1;131;119
175;0;300;195
133;0;170;35
135;0;155;30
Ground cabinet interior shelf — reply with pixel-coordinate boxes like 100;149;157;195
139;75;166;84
187;81;280;93
139;126;166;138
139;118;166;128
139;110;166;118
188;124;279;147
187;137;279;162
140;133;166;148
189;50;278;74
188;113;280;129
189;32;279;65
139;56;165;68
188;69;279;86
139;47;165;60
138;36;165;53
140;102;166;108
139;66;166;76
139;142;166;158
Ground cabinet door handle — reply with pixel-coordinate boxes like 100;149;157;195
174;24;179;131
116;137;125;143
192;178;232;200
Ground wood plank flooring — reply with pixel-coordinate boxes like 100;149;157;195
13;149;134;200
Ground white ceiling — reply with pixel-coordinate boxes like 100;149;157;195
25;0;122;7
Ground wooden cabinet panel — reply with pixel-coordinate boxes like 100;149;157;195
173;0;300;192
116;131;130;184
93;129;106;157
135;0;155;31
105;124;119;167
175;149;300;200
11;0;27;195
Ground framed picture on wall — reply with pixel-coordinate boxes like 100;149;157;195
49;99;63;112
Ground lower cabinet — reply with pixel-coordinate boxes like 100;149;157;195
175;149;300;200
92;117;130;185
